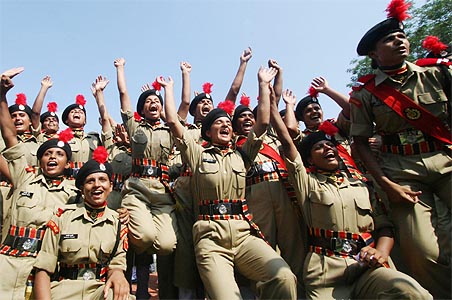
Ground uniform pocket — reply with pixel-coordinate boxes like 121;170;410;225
309;190;336;229
60;239;82;261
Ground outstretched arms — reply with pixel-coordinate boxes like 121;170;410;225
114;58;132;112
177;61;192;121
31;75;53;130
224;47;252;103
159;76;184;139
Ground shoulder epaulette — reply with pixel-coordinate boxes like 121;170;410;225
352;74;376;91
46;219;60;234
416;58;452;68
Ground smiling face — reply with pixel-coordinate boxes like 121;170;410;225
369;31;410;67
194;98;214;122
81;172;112;207
302;103;323;130
11;111;31;134
39;148;69;177
206;116;233;146
142;95;162;121
42;116;59;134
66;108;86;129
235;111;255;135
308;140;339;171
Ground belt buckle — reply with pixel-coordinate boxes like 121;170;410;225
260;161;275;173
398;130;424;144
145;166;154;176
332;237;356;254
214;203;231;215
77;268;96;280
17;237;39;252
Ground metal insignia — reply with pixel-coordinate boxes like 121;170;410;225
81;269;96;281
404;108;421;120
218;204;227;215
22;238;33;250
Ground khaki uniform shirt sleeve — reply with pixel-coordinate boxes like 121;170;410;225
33;215;61;273
108;221;128;271
3;143;30;187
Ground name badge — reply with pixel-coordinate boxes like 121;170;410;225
20;191;33;197
202;158;217;164
61;233;78;240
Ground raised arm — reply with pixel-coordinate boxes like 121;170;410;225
254;66;276;137
31;75;53;130
224;47;252;103
311;76;350;119
177;61;192;121
282;89;301;138
268;59;283;102
270;86;298;162
159;76;184;139
0;67;24;149
114;58;132;112
90;75;112;135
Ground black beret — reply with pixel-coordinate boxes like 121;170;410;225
75;159;113;189
189;93;213;117
136;90;163;117
357;18;405;56
37;138;72;161
295;95;320;121
232;105;253;132
201;108;230;141
299;131;336;168
40;111;59;124
426;43;452;59
62;103;86;126
9;104;32;119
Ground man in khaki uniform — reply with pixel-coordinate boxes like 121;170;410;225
349;1;451;298
269;89;432;300
33;148;132;300
162;67;297;300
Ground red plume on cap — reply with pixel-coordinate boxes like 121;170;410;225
15;93;27;105
318;121;339;136
422;36;448;55
47;102;58;113
217;100;235;115
240;94;250;107
202;82;213;94
386;0;411;21
152;79;162;91
134;111;142;122
92;146;108;165
75;94;86;106
308;86;319;98
58;128;74;143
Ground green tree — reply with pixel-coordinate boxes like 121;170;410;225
346;0;452;86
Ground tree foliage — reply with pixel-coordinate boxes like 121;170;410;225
346;0;452;87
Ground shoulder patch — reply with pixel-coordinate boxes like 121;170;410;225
47;219;60;234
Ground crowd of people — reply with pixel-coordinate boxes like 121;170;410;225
0;0;451;299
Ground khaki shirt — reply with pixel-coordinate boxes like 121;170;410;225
350;61;451;137
68;132;101;163
3;143;79;229
176;128;263;202
34;203;127;273
121;110;173;164
285;153;392;233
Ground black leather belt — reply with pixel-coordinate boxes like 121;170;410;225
309;236;363;255
132;165;162;177
59;265;104;280
199;202;243;216
2;235;42;253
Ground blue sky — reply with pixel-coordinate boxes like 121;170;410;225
1;0;425;132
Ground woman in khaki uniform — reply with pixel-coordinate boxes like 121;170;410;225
33;147;132;300
269;89;431;300
0;69;80;300
161;66;297;300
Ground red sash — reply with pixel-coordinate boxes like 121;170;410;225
360;75;452;145
415;58;452;68
236;136;286;169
